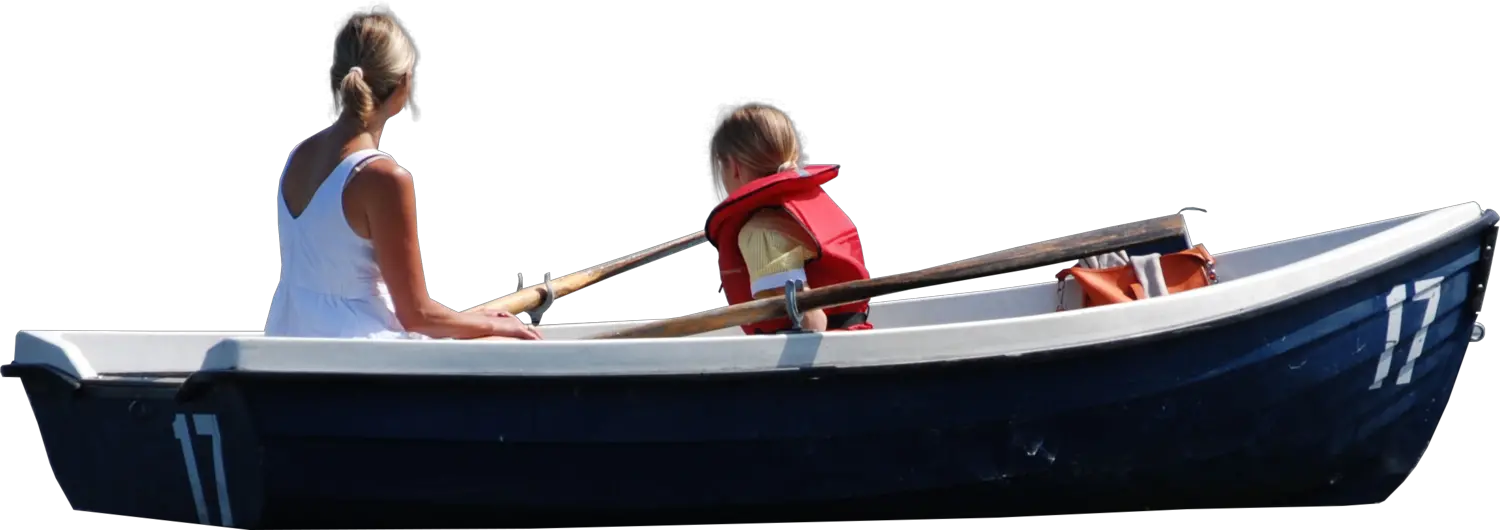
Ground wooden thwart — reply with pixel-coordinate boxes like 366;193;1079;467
463;231;706;321
587;213;1190;340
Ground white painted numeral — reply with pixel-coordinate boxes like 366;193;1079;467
173;413;233;527
1370;276;1443;390
1396;277;1444;385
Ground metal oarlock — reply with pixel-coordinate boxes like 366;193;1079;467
1474;322;1486;343
783;279;809;334
1176;205;1212;243
519;273;561;325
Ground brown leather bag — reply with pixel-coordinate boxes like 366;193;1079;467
1055;244;1219;310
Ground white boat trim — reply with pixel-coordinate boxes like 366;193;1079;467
10;203;1489;379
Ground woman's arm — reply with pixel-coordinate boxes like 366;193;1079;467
345;160;541;340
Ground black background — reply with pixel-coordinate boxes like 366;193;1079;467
5;1;1494;525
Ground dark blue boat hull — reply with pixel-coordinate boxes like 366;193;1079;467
5;213;1495;528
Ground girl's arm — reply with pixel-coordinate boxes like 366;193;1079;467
752;283;828;331
739;210;827;332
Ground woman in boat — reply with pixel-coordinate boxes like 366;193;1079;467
705;103;874;335
263;7;541;341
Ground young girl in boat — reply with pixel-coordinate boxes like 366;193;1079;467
705;103;874;335
263;7;540;341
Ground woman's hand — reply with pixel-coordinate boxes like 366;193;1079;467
484;311;544;340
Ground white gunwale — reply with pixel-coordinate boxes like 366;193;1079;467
10;203;1488;379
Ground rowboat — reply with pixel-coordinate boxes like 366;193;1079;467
5;202;1495;529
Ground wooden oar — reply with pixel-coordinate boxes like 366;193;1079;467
587;213;1188;340
463;231;707;324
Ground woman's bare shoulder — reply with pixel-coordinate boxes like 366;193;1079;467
348;157;413;194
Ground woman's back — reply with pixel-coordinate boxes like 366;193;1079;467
264;140;407;339
260;6;539;341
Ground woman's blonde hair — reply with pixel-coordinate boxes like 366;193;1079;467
330;6;420;126
709;103;807;199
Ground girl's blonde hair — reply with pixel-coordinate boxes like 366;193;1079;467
709;103;807;199
330;6;420;126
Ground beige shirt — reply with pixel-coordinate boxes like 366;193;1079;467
737;209;818;298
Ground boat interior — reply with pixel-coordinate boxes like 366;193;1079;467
7;203;1488;379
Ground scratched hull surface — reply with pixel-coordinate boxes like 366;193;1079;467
4;204;1495;528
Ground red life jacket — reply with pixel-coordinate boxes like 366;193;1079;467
705;164;874;335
